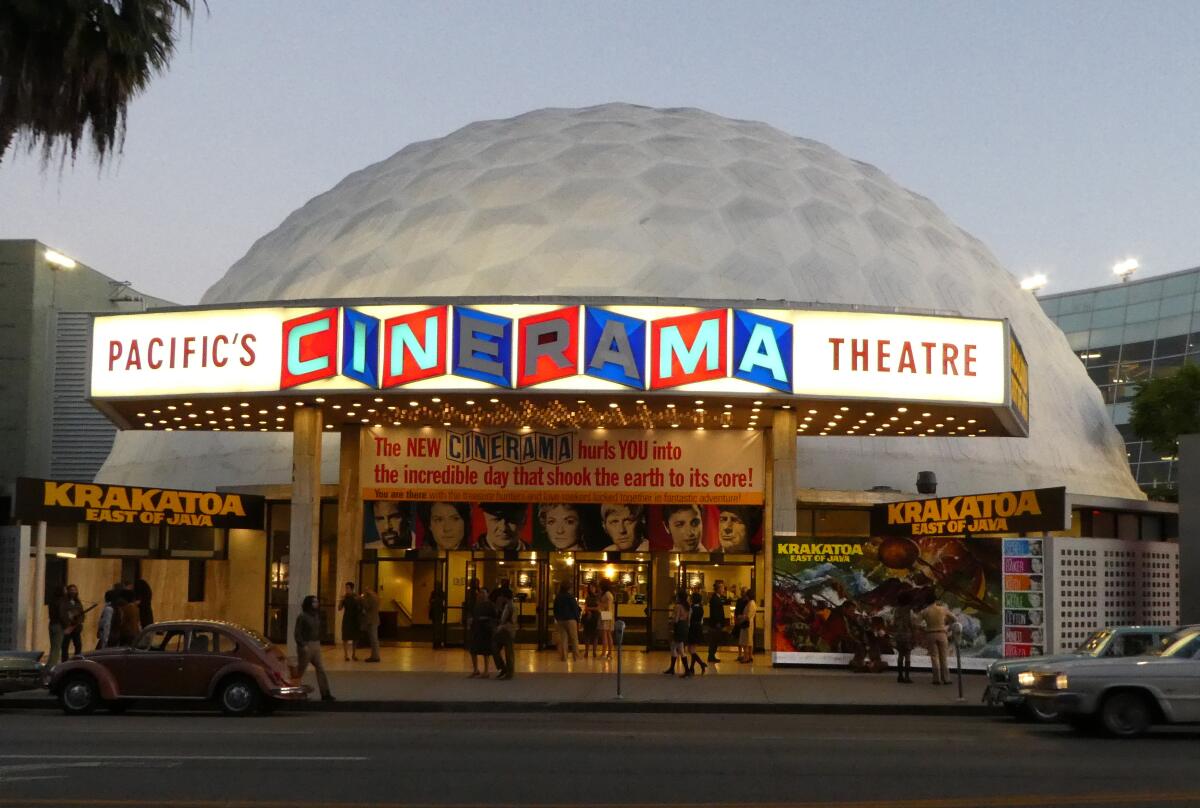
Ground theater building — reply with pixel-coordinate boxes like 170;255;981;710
13;105;1180;666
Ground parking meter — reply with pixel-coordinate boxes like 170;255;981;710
614;620;626;699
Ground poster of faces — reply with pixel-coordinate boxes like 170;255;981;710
363;500;763;553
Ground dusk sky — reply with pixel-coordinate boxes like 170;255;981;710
1;2;1197;304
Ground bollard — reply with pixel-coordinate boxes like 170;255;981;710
613;619;626;699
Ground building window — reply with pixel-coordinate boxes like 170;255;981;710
187;560;206;602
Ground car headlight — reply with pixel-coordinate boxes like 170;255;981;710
1017;671;1035;687
1055;673;1069;691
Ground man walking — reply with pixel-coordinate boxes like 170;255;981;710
361;587;381;662
552;581;580;661
294;595;334;702
920;598;956;685
707;580;730;664
60;585;85;661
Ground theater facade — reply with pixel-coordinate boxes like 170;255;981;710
18;294;1063;665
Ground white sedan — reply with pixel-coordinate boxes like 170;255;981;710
1026;626;1200;737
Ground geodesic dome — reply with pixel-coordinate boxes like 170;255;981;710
99;103;1140;499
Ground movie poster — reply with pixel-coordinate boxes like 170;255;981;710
364;499;763;554
771;535;1003;670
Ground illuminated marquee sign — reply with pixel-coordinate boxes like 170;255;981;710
869;487;1067;537
90;301;1016;409
15;477;265;529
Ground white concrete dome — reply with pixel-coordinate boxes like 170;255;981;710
100;103;1140;499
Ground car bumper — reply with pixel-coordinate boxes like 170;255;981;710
269;684;313;701
1029;691;1092;715
983;682;1023;706
0;672;46;695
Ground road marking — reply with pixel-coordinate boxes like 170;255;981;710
0;755;367;763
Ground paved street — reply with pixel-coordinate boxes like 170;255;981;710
0;710;1197;807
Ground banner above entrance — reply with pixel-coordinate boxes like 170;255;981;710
86;300;1028;436
363;427;765;506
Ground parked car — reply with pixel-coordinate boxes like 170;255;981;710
1026;625;1200;737
985;625;1175;720
0;650;45;696
47;620;310;716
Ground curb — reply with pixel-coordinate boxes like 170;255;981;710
2;696;996;716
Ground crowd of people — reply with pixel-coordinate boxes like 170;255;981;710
45;578;154;666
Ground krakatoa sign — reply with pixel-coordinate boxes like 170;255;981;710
15;478;265;529
870;487;1067;537
88;300;1022;416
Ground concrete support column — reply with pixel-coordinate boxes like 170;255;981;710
1178;434;1200;624
767;409;799;656
27;522;46;651
289;406;323;659
335;425;365;644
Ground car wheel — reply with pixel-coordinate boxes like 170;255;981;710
1025;699;1059;723
59;674;100;716
1100;691;1154;738
217;677;261;717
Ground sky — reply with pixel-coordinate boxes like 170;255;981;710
2;2;1198;304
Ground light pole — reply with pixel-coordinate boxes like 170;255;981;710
1019;273;1048;294
1113;258;1139;283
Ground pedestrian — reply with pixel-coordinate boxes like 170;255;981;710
116;593;141;645
294;595;334;702
361;587;381;662
338;582;362;662
665;590;690;675
686;590;708;676
134;579;154;628
598;579;616;660
581;580;600;659
919;597;956;686
429;584;447;649
492;590;517;679
738;591;758;664
47;585;66;667
552;581;580;661
59;584;85;661
96;590;115;650
469;586;496;678
706;580;730;664
891;591;917;684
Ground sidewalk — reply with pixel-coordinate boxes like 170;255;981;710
3;648;994;715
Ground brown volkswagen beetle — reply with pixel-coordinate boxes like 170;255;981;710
47;620;309;716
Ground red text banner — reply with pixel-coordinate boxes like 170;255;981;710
362;427;764;506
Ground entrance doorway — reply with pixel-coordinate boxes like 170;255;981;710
576;557;649;648
361;559;444;644
468;556;542;645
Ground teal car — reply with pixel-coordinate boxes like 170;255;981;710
985;626;1175;720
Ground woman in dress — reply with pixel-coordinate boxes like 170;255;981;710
664;590;691;676
598;579;616;660
582;580;601;658
469;587;497;678
338;582;362;662
685;589;708;676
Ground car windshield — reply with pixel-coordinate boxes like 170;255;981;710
1151;630;1200;658
1075;630;1111;656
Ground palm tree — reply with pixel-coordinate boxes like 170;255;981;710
0;0;200;167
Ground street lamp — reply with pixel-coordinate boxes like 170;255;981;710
44;249;77;270
1113;258;1139;282
1019;273;1048;293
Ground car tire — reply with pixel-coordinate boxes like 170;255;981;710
1024;699;1059;723
59;674;100;716
1100;691;1154;738
217;676;261;717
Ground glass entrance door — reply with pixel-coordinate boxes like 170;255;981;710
469;556;542;645
577;559;650;648
361;558;443;644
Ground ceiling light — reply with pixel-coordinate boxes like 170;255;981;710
409;401;419;407
608;403;619;409
808;409;818;415
490;398;500;403
431;397;441;403
897;407;908;413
